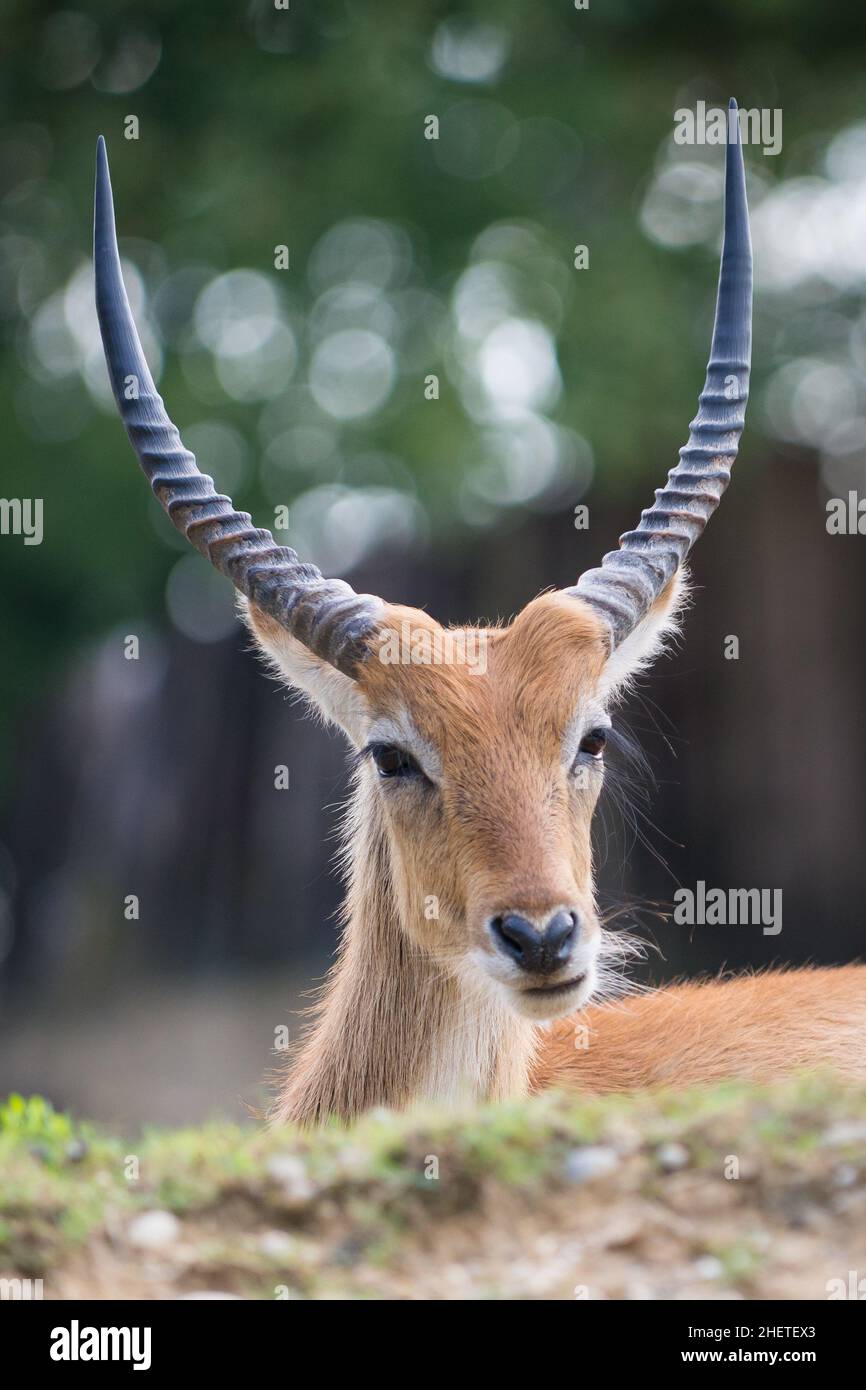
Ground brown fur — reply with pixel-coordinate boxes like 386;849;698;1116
247;593;866;1127
532;967;866;1093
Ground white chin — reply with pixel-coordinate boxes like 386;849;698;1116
503;967;596;1022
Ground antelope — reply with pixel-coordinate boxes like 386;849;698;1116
93;104;866;1127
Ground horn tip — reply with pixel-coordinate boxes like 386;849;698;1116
95;135;110;193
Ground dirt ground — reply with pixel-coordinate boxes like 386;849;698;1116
3;1077;865;1301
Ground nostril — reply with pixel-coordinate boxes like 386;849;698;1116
545;910;578;964
490;913;538;967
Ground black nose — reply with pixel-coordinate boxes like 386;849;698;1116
490;910;578;975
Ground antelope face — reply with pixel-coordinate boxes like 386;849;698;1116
352;595;612;1020
247;586;682;1023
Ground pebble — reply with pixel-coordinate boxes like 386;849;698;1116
127;1210;181;1250
656;1141;690;1172
832;1163;859;1189
266;1153;315;1202
258;1229;296;1259
821;1121;866;1147
177;1292;243;1300
563;1145;620;1184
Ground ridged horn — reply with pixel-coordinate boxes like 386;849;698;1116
93;136;384;677
569;98;752;647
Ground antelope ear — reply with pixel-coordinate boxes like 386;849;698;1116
597;569;689;702
241;599;371;746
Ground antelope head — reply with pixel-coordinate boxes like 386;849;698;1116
93;103;751;1036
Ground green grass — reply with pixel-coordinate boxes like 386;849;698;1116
2;1076;865;1298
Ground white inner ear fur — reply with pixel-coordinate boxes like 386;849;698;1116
597;568;690;705
239;598;371;747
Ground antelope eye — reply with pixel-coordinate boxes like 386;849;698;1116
369;743;421;779
578;728;608;760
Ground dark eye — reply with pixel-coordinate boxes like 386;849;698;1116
369;743;421;780
578;728;608;760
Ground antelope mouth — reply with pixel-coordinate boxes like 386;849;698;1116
522;973;586;998
502;968;595;1021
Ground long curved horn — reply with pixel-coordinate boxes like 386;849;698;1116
569;98;752;647
93;136;383;677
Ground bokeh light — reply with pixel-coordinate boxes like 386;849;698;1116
166;555;238;644
429;20;510;85
308;329;395;420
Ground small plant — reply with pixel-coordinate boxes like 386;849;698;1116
0;1093;78;1161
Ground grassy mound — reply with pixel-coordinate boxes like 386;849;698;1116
2;1078;865;1300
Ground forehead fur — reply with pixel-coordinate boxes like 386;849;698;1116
358;591;609;751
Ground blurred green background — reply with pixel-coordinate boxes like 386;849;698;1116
2;0;866;1125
